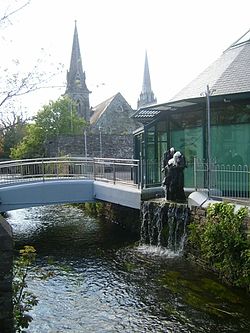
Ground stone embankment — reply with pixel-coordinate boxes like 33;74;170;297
0;215;13;333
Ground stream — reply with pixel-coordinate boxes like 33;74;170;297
7;204;250;333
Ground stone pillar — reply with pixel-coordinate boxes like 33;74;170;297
0;216;14;333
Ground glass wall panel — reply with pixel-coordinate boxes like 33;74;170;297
156;121;168;185
145;121;169;186
212;104;250;126
211;123;250;195
158;132;168;163
145;127;156;185
157;122;168;160
212;104;250;165
133;133;144;186
170;110;203;187
211;124;250;165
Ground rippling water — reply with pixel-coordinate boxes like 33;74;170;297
7;205;250;333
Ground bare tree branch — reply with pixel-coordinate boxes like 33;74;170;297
0;0;31;26
0;65;64;108
0;1;64;132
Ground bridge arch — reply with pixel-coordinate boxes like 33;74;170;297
0;180;95;212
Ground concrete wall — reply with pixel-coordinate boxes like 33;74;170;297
0;216;13;332
94;181;141;210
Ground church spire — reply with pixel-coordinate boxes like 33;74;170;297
66;21;91;121
137;51;157;109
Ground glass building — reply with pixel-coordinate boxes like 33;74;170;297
132;30;250;196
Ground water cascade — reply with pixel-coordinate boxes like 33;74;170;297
139;201;189;255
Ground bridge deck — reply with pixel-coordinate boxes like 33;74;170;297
0;178;141;212
0;158;142;211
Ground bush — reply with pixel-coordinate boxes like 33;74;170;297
188;202;250;290
13;246;38;332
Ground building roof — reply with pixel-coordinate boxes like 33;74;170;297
132;29;250;122
90;92;140;134
171;28;250;102
90;94;118;125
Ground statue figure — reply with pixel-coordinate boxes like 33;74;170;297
162;150;187;202
161;147;175;200
162;147;175;176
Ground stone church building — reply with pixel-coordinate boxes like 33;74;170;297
49;22;156;158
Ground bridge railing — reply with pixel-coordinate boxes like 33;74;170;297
0;157;140;188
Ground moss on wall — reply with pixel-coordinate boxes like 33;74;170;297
187;202;250;291
76;202;141;236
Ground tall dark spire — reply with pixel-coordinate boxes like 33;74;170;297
66;21;91;121
137;51;157;109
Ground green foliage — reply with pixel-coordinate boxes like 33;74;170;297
10;123;44;158
10;96;86;159
188;202;250;289
13;245;38;333
0;120;27;158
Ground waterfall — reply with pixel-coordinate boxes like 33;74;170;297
139;201;189;256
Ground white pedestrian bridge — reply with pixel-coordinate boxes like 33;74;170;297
0;157;142;212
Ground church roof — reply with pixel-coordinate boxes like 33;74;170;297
142;51;152;94
137;51;157;108
66;21;90;95
90;93;121;125
171;28;250;101
90;92;139;134
69;22;82;76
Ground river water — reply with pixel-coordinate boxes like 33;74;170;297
7;205;250;333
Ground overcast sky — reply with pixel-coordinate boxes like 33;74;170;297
1;0;250;116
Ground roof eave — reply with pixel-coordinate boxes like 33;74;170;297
131;92;250;121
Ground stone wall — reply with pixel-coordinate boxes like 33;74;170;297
46;133;134;159
189;206;207;224
0;216;13;332
189;205;250;238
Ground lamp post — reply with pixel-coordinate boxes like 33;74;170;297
206;85;211;198
71;103;73;133
99;126;102;158
201;85;215;198
84;129;87;157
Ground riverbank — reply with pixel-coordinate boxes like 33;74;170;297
7;205;250;332
1;198;249;332
79;200;250;292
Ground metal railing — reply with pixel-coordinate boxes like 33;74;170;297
194;158;250;199
0;157;140;188
2;157;248;199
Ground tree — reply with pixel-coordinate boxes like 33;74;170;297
0;0;64;155
10;96;87;159
0;0;31;27
0;113;27;158
0;1;36;110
